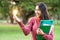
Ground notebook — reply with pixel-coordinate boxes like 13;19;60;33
36;20;53;40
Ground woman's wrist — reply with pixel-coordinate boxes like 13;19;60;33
37;28;45;35
40;32;45;36
13;15;22;22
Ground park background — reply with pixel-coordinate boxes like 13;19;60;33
0;0;60;40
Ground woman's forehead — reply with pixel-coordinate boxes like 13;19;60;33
35;6;39;9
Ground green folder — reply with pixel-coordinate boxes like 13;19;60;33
36;20;53;40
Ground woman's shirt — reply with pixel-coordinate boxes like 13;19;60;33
17;17;54;40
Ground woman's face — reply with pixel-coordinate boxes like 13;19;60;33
35;5;41;17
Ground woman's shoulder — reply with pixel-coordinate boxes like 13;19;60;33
28;17;36;23
29;17;36;21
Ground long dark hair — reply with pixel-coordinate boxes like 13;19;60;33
36;2;50;20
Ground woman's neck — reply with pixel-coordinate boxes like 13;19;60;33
36;16;40;19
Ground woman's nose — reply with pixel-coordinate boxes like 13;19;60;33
35;10;38;13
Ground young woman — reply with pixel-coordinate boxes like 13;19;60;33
13;2;54;40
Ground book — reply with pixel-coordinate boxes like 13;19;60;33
36;20;53;40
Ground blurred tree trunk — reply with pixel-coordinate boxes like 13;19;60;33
9;15;14;24
20;7;27;24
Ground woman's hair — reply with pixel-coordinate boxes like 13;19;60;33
36;2;50;20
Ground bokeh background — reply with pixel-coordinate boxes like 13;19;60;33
0;0;60;40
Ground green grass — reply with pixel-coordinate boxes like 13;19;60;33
54;25;60;40
0;24;30;40
0;24;60;40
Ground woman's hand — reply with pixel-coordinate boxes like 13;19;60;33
13;11;21;22
13;9;18;16
37;28;45;35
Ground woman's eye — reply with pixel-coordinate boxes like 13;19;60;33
38;9;40;11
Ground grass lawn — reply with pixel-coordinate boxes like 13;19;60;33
54;25;60;40
0;24;60;40
0;24;30;40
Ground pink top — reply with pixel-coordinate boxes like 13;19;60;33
18;17;54;40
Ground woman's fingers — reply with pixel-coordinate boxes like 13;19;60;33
40;29;45;35
37;28;44;35
13;9;18;16
37;28;40;34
